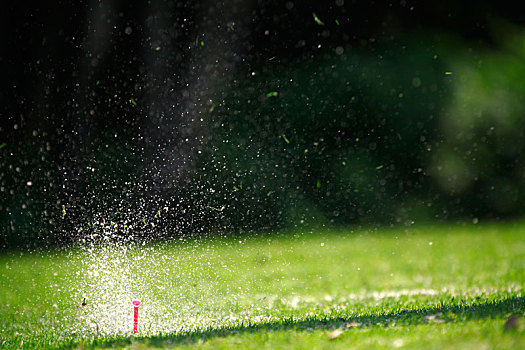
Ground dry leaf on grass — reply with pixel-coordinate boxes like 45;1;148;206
504;315;519;331
346;322;361;328
328;329;344;340
424;312;443;322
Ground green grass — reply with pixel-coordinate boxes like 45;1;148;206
1;222;524;349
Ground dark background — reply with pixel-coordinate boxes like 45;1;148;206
2;1;525;250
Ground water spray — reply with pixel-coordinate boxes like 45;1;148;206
132;300;141;334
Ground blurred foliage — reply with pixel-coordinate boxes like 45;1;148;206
197;29;525;231
2;2;525;249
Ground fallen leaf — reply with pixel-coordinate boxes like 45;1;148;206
328;329;344;340
346;322;361;328
424;312;442;321
504;315;519;331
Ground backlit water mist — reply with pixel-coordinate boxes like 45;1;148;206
66;1;261;335
3;0;525;338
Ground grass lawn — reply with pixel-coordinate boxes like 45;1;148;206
1;222;524;349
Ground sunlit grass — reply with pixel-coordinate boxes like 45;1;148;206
1;222;524;348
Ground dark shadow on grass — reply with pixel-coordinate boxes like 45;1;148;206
88;295;524;348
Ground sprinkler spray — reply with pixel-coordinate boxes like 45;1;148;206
132;300;141;334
